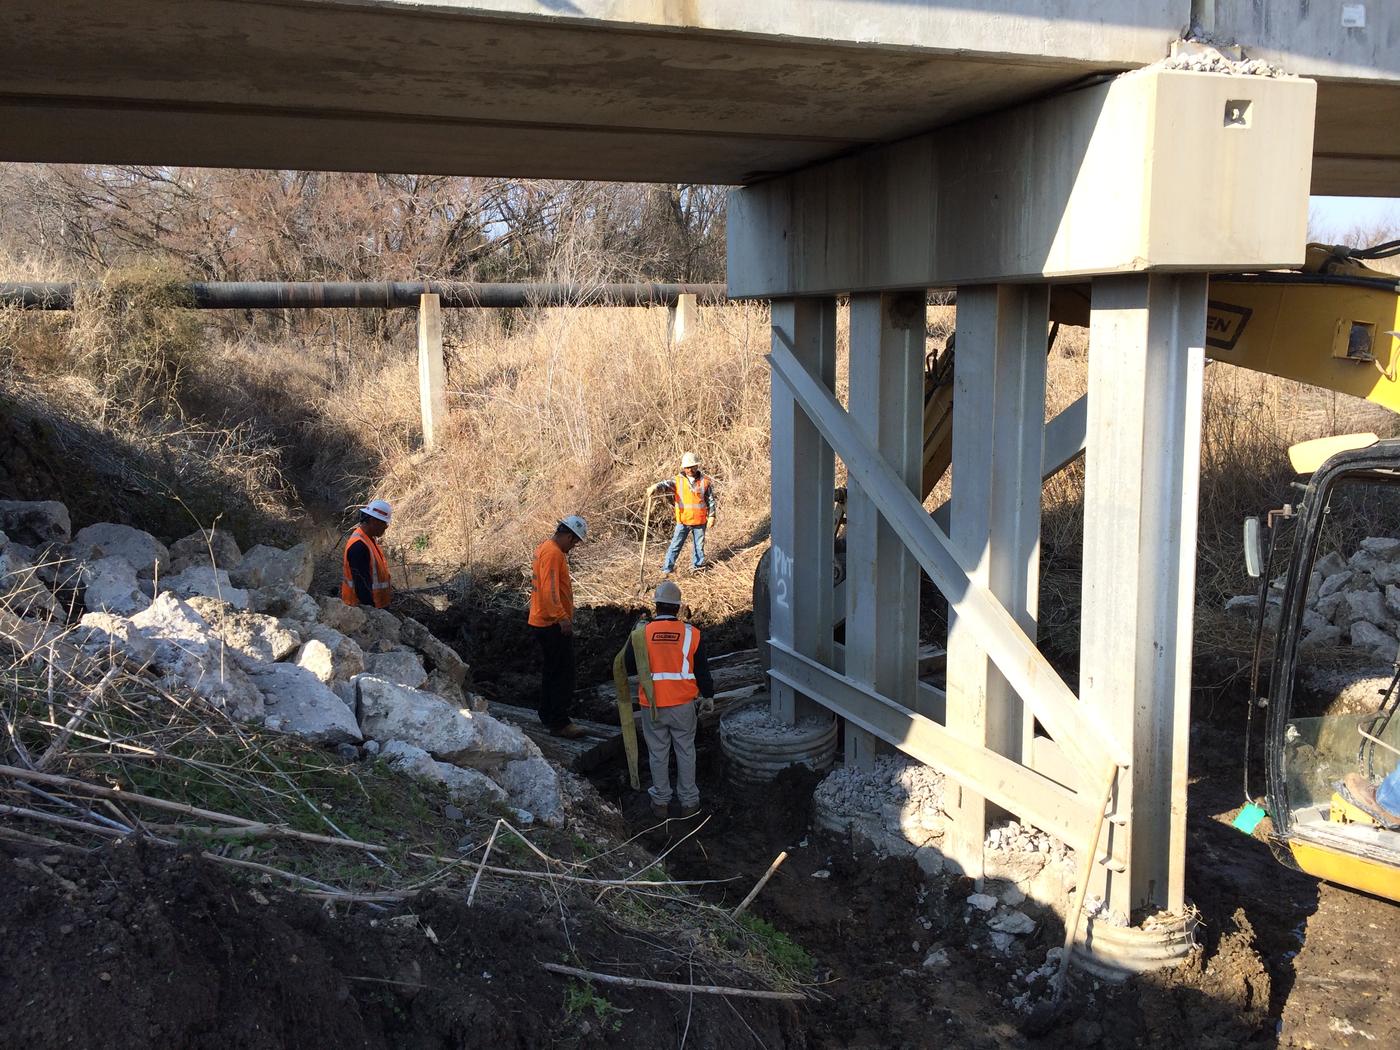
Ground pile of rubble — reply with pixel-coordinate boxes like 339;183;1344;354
812;755;946;873
0;499;564;826
1226;536;1400;661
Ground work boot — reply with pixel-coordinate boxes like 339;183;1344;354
550;722;587;740
650;801;670;821
679;803;702;819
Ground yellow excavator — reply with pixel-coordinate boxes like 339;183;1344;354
753;240;1400;902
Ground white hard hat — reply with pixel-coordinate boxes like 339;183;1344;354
361;499;393;524
560;514;588;542
654;580;682;605
680;451;701;469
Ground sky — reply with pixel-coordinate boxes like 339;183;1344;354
1309;196;1400;240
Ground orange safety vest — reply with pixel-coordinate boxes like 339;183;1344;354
340;527;392;608
639;617;701;709
673;472;711;527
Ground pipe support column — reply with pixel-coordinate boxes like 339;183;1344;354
944;284;1049;878
1081;274;1206;917
844;292;925;769
768;299;838;724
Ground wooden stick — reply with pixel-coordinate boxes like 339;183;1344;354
36;666;120;771
732;851;788;917
467;818;503;907
1056;762;1119;1000
407;851;727;889
0;764;387;853
541;962;806;1002
1359;726;1400;759
0;802;141;840
0;825;91;852
639;492;654;585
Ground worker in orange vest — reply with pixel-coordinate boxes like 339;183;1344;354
648;451;716;576
341;499;393;608
529;515;589;739
622;580;715;819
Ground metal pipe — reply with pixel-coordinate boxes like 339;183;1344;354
0;281;728;311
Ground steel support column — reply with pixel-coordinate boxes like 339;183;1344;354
844;293;925;769
944;284;1050;876
769;299;838;723
1081;274;1206;917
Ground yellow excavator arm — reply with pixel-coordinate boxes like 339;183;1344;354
915;243;1400;500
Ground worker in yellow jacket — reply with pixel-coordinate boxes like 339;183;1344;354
528;515;588;739
648;451;716;576
622;580;715;819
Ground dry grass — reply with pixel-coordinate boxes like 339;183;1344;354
7;251;1400;662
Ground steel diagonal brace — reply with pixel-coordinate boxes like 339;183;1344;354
768;330;1127;781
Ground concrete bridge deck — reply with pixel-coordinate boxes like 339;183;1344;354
1;1;1395;194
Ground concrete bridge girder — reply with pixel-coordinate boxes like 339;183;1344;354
744;67;1316;931
1;2;1396;194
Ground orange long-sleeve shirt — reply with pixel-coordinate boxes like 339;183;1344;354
528;538;574;627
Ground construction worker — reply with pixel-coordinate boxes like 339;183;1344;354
623;580;715;819
341;499;393;608
649;451;716;575
529;515;589;739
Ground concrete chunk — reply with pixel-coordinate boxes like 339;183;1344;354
380;740;507;807
74;523;169;579
0;500;71;546
81;556;151;616
230;543;314;591
168;528;242;574
248;663;361;745
356;675;533;769
162;566;250;610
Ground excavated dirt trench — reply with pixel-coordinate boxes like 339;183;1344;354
602;718;1398;1049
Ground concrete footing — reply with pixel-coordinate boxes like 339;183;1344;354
719;702;837;786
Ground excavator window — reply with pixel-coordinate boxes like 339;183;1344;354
1274;468;1400;851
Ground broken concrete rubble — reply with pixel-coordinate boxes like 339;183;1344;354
245;663;362;745
162;566;250;610
81;556;151;616
73;523;169;579
185;597;302;664
356;675;534;770
230;543;314;591
128;593;264;720
0;543;57;617
249;583;320;628
813;755;946;868
73;611;157;665
295;625;366;685
495;755;565;827
379;740;508;806
364;649;428;689
317;596;366;635
0;500;71;546
168;528;243;574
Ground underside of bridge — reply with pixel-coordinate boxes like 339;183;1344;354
2;0;1398;973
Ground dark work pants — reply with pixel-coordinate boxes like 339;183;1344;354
532;624;575;729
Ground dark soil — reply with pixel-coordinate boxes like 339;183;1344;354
0;837;802;1050
605;718;1397;1050
407;583;755;723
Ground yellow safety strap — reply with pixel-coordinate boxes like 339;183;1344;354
613;624;654;792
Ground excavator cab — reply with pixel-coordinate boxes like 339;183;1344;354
1248;440;1400;901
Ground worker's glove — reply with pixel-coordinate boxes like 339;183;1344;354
698;697;715;716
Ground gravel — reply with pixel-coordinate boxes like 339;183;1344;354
719;703;833;741
813;754;945;817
